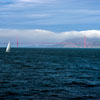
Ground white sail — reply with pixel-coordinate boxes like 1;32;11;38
6;41;10;52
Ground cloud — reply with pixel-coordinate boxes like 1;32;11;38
0;0;100;28
19;0;45;3
0;29;100;44
17;0;56;4
57;9;100;15
19;0;35;2
0;29;62;44
62;30;100;38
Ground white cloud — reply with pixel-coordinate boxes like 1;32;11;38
57;9;100;15
0;29;100;44
62;30;100;38
20;0;35;2
19;0;44;3
18;0;56;4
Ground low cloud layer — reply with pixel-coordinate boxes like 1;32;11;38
0;29;100;44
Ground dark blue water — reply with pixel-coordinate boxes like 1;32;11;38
0;48;100;100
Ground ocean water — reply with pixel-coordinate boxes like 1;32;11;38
0;48;100;100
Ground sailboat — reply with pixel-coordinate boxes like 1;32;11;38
6;41;10;52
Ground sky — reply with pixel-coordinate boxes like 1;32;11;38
0;0;100;46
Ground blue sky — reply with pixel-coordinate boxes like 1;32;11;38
0;0;100;32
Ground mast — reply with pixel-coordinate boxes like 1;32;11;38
84;35;86;48
17;37;18;48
